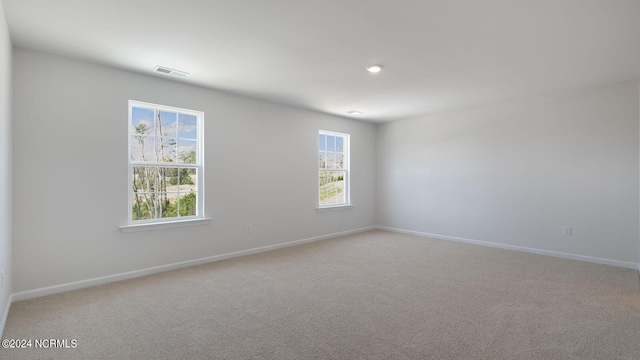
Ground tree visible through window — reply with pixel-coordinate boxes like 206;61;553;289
318;130;349;207
128;101;204;223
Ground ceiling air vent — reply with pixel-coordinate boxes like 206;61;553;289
153;66;189;78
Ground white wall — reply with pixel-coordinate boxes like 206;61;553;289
0;0;12;336
377;82;640;266
12;48;376;294
8;45;640;302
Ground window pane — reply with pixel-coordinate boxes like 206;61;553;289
130;135;156;162
131;193;154;221
178;114;198;139
179;191;197;217
133;166;157;192
319;152;326;168
337;154;344;169
178;140;197;164
131;107;154;135
327;153;335;169
336;136;344;153
156;193;178;218
156;137;177;163
158;111;177;137
159;167;176;193
327;135;335;151
319;171;328;185
156;167;174;193
319;172;328;202
319;134;326;151
179;168;196;191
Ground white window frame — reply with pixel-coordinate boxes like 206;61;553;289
318;130;351;209
122;100;206;231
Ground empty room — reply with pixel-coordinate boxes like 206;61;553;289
1;0;639;359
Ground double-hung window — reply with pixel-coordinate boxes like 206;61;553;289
128;100;204;224
318;130;350;207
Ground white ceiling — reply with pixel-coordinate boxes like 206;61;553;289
4;0;640;122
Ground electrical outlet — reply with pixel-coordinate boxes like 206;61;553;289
563;226;572;236
246;223;252;233
1;271;4;291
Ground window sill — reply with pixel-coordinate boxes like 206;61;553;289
316;204;354;211
120;218;212;232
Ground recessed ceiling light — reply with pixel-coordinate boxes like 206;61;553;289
153;66;189;78
347;110;363;115
366;65;383;73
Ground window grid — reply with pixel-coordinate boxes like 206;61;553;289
128;101;203;224
318;130;349;207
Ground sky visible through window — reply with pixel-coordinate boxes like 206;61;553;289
131;107;198;163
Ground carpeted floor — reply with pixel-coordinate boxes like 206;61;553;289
1;230;639;359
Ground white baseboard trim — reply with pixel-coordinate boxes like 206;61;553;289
1;294;13;339
11;226;376;303
377;226;640;270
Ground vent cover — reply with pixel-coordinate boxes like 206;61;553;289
153;66;189;78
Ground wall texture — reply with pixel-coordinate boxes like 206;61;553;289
377;82;640;266
12;48;376;294
0;0;12;336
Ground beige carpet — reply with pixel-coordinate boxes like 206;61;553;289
1;230;639;360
